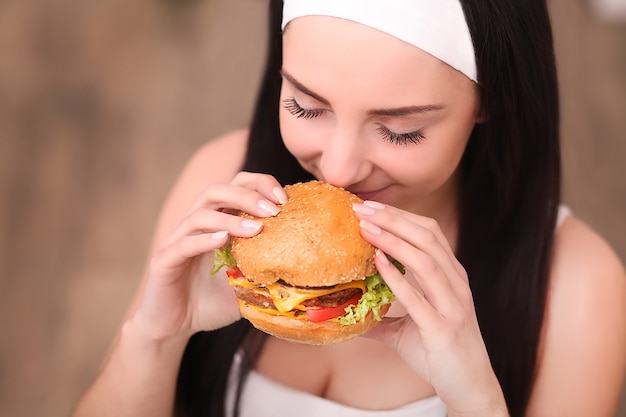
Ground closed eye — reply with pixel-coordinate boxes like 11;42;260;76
282;97;324;120
376;125;426;145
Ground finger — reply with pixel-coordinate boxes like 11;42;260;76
370;235;458;319
151;230;230;277
354;201;468;286
230;171;288;204
365;202;455;254
373;249;443;332
188;183;283;218
356;212;456;313
361;315;408;347
163;208;264;247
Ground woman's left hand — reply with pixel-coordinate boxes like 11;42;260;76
353;201;508;416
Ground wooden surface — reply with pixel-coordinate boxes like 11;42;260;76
0;1;624;416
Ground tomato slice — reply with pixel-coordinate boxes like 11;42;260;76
226;266;244;280
306;293;362;323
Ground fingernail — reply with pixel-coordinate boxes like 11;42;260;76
352;203;376;216
359;219;382;235
212;230;229;239
241;219;263;231
273;187;288;205
258;200;280;216
376;249;391;266
364;200;386;210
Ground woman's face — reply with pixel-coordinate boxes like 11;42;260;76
280;16;481;215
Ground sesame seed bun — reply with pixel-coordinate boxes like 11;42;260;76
227;181;391;345
231;181;377;287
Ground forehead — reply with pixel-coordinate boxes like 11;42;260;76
282;16;470;102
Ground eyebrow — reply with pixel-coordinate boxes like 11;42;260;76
280;70;444;117
281;70;330;105
368;105;444;117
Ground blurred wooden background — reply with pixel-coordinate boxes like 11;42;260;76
0;0;624;416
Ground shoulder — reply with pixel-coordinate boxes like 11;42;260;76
152;128;250;249
181;128;249;185
547;213;626;308
548;214;626;331
554;213;624;282
527;213;626;415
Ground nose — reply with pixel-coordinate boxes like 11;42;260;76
317;127;371;188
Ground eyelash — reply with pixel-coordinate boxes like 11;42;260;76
282;97;323;120
376;125;427;145
282;96;426;145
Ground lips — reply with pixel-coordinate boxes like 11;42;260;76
312;171;389;201
351;187;388;201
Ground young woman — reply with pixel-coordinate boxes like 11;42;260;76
73;1;626;416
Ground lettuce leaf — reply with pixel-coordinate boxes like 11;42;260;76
337;273;396;325
211;245;236;275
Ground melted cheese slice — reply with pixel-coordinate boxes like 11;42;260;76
244;305;300;318
229;278;366;313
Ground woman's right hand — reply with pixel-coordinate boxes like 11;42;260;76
130;172;288;343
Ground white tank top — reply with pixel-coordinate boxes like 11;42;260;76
235;370;447;417
227;205;572;417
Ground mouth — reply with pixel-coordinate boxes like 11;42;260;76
351;187;388;201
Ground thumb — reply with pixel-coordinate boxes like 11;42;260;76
361;316;407;347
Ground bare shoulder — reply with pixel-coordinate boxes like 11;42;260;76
548;215;626;335
152;128;249;244
178;128;250;190
527;214;626;416
553;215;625;287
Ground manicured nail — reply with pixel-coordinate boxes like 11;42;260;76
212;230;229;239
359;219;382;235
376;249;391;266
258;199;280;216
352;203;376;216
273;187;288;205
363;200;386;210
241;219;263;231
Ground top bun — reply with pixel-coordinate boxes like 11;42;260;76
231;181;377;287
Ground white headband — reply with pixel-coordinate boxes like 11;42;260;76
282;0;477;82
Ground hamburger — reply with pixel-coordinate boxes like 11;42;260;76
212;180;398;345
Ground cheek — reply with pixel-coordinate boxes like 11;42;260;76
423;136;469;177
382;127;471;190
279;109;322;161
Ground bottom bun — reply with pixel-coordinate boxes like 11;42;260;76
237;300;390;345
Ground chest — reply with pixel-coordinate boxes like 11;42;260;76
254;336;436;410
